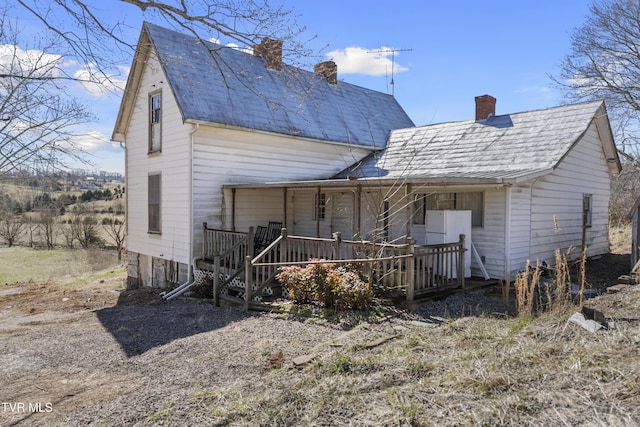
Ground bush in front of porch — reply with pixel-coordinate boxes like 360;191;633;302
277;261;372;310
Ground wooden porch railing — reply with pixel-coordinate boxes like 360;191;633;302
200;224;466;308
202;223;249;261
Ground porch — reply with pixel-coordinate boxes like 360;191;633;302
192;223;468;310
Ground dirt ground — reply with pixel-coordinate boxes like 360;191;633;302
0;255;638;426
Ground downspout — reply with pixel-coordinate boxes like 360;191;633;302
162;123;200;301
119;140;128;253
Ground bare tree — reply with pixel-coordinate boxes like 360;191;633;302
0;14;94;176
555;0;640;159
69;213;102;248
103;215;126;260
0;211;24;246
1;1;312;175
36;208;57;249
11;0;312;88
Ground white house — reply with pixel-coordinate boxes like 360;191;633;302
113;23;621;288
111;23;414;287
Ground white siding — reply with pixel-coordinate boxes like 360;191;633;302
508;184;533;277
232;188;285;232
467;189;506;280
125;50;192;267
192;126;372;252
529;123;612;264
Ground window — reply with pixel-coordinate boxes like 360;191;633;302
148;174;161;233
149;92;162;153
583;193;593;227
313;193;326;221
413;192;484;227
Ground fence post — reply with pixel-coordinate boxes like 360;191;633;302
248;226;254;258
333;232;342;260
406;238;415;301
459;234;466;289
202;222;207;260
213;252;220;307
244;255;253;310
280;228;288;264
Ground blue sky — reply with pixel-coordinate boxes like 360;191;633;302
7;1;595;174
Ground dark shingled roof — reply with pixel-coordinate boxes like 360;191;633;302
143;22;414;148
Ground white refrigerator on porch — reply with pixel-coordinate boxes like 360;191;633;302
425;210;472;278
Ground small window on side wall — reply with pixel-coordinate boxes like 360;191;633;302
583;193;593;227
149;91;162;153
148;173;161;233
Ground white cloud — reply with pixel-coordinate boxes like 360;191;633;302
326;46;409;76
0;44;62;78
74;63;129;98
515;86;551;95
70;131;121;153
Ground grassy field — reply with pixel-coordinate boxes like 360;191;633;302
0;227;637;425
0;246;121;286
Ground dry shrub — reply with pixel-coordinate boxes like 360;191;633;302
514;260;542;317
515;248;580;317
277;260;372;310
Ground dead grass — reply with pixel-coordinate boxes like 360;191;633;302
0;233;638;426
610;223;632;254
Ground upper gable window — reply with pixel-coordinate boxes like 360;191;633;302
149;91;162;153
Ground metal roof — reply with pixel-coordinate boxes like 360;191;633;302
143;23;414;148
335;100;617;183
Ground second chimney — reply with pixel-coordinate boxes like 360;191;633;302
314;60;338;85
254;37;283;71
475;94;496;121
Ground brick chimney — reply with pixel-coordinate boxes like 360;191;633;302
475;94;496;121
253;37;283;70
314;60;338;85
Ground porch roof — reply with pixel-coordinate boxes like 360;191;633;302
222;173;519;191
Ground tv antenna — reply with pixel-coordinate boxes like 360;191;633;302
367;47;412;95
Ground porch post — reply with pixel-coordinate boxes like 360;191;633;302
356;184;362;239
280;228;288;264
213;252;220;306
202;222;207;260
244;255;253;311
283;187;288;231
459;234;466;289
315;186;321;238
231;188;236;231
406;238;415;301
333;232;342;260
405;183;413;242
